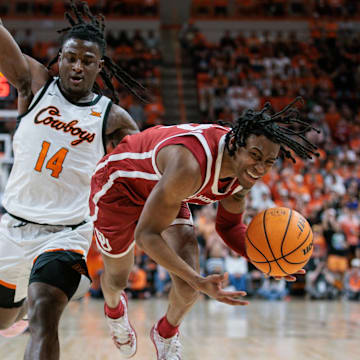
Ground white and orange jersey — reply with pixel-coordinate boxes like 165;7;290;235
2;77;112;225
90;123;243;222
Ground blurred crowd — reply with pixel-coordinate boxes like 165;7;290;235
0;0;159;17
191;0;359;18
1;0;358;19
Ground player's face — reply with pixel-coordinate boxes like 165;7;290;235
58;38;103;101
231;134;280;189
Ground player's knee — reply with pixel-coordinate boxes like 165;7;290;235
29;296;53;321
103;272;128;291
0;291;26;329
0;317;15;330
28;295;65;332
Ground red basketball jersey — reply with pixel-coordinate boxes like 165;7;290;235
90;124;243;221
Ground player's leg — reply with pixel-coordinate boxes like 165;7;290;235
0;289;28;336
24;252;86;360
99;248;138;358
93;206;139;358
24;282;68;360
0;214;30;336
100;248;134;308
163;224;200;325
151;223;200;360
92;194;142;358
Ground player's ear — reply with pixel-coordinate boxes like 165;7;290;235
229;134;236;146
98;59;104;73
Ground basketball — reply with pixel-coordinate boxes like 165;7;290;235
245;207;313;277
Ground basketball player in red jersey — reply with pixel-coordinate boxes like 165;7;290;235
90;99;318;359
0;2;146;359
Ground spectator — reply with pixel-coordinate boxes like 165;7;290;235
257;278;289;301
128;264;151;299
224;250;249;292
305;260;339;299
154;265;171;298
322;208;349;277
344;258;360;300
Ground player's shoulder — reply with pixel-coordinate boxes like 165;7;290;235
106;102;121;119
177;123;230;131
106;103;138;135
159;123;230;136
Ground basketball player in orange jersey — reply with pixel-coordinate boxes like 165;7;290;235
90;98;319;359
0;1;146;359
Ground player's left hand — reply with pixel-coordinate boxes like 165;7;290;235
273;269;306;282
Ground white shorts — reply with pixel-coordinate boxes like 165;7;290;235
0;214;93;302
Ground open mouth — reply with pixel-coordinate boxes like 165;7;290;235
70;76;83;85
245;170;261;181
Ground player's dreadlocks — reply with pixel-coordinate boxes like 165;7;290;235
47;0;149;103
225;97;319;162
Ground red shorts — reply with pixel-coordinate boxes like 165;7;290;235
93;201;193;257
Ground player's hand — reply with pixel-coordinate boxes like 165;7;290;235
196;272;249;306
273;269;306;282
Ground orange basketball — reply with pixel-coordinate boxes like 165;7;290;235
245;207;313;277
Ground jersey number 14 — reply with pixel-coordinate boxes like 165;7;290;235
34;141;69;178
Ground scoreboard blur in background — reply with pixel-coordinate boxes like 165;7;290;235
0;73;15;101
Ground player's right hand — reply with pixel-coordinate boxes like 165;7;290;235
196;272;249;306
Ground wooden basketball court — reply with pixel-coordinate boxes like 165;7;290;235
1;297;359;359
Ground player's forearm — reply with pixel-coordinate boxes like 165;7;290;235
0;22;31;93
135;231;203;287
215;202;248;258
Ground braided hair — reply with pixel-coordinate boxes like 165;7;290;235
47;0;148;103
225;97;319;162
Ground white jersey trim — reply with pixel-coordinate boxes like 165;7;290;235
170;215;194;226
231;185;243;194
95;150;154;173
211;134;242;195
114;170;159;180
96;238;136;258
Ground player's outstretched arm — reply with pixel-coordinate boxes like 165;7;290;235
0;20;32;102
134;145;247;305
23;54;50;96
0;21;49;113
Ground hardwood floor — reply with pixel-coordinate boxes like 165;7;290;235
1;297;360;359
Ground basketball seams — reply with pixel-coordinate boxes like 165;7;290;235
282;228;312;265
245;234;271;275
263;209;290;275
280;209;293;259
252;228;312;264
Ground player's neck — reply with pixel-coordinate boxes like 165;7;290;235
219;150;235;179
58;80;94;103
